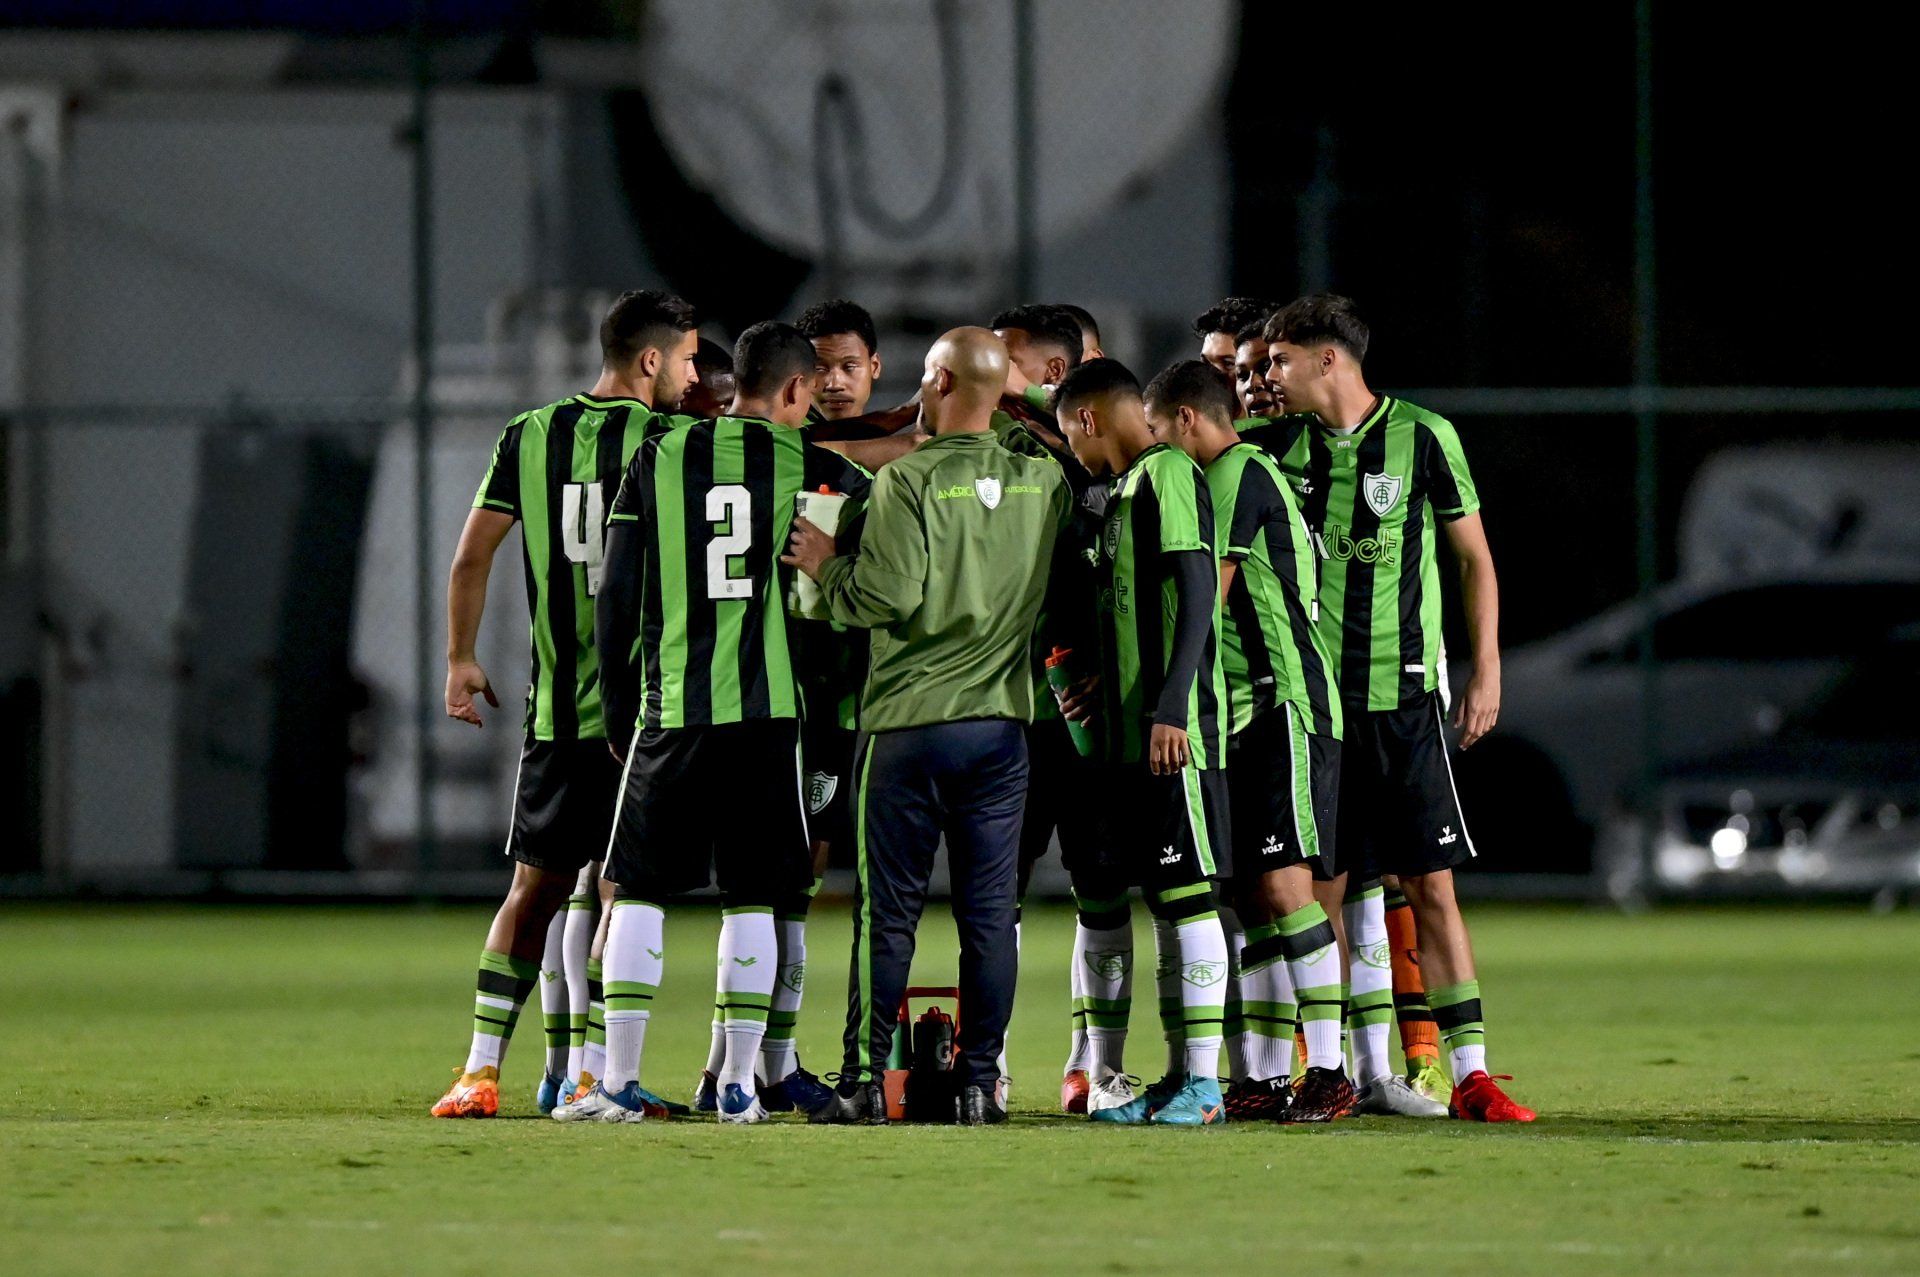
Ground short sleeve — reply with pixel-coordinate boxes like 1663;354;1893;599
1151;453;1211;555
1418;417;1480;520
607;443;648;525
472;420;522;517
1223;458;1281;561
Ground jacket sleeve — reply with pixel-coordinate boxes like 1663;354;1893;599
815;464;928;629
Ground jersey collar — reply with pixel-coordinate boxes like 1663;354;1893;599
1315;394;1392;440
574;392;652;411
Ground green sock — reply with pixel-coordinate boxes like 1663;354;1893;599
464;949;539;1074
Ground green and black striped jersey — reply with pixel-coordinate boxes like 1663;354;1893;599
607;415;872;731
1094;444;1228;769
1245;397;1479;712
473;392;669;741
1206;441;1342;741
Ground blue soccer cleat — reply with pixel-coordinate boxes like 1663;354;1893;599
718;1082;769;1124
693;1069;719;1113
1148;1073;1226;1126
534;1071;567;1116
761;1066;836;1117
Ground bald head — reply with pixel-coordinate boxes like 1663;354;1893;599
919;326;1009;435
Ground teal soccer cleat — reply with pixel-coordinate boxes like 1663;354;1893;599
1147;1073;1225;1126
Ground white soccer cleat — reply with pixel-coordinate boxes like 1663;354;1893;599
551;1081;647;1123
1086;1069;1138;1115
1353;1074;1449;1118
717;1082;769;1124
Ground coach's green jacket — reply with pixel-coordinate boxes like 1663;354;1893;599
815;430;1071;733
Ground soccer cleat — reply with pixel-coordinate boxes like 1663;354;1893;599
534;1071;567;1116
566;1072;597;1106
763;1066;836;1117
630;1084;687;1119
693;1070;719;1113
1092;1072;1182;1125
550;1080;647;1123
1354;1074;1449;1118
1085;1070;1138;1118
431;1067;498;1119
810;1078;888;1125
960;1084;1008;1126
1148;1073;1225;1126
717;1082;769;1124
1408;1060;1450;1105
1282;1066;1356;1123
1060;1069;1090;1114
1223;1076;1293;1123
1450;1072;1536;1123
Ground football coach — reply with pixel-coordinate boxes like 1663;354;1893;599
782;326;1070;1126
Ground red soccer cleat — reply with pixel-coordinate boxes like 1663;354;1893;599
1449;1071;1536;1123
1060;1069;1090;1115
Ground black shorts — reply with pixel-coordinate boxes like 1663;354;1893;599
1337;691;1475;880
1227;704;1341;882
605;719;814;902
1100;762;1233;891
508;737;622;873
1018;716;1106;888
801;718;856;852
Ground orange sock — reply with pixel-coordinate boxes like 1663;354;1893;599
1385;888;1440;1070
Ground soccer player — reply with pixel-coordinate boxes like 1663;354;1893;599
557;321;872;1125
680;337;738;420
1194;297;1280;377
1054;357;1232;1127
992;303;1084;417
799;297;883;421
431;289;700;1120
783;326;1071;1126
1256;295;1533;1122
1231;322;1278;421
1055;302;1106;361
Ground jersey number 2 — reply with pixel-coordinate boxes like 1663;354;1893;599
706;485;752;600
560;483;606;595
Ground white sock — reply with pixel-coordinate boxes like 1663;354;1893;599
1343;891;1393;1083
1153;918;1184;1076
537;909;569;1078
1174;912;1228;1079
1080;915;1133;1077
1221;911;1246;1082
1064;918;1092;1075
1451;1042;1487;1081
1283;905;1345;1073
1238;935;1298;1082
761;914;806;1085
704;979;727;1078
602;900;664;1092
562;883;594;1082
717;907;777;1093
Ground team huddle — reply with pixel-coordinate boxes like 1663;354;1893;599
432;287;1536;1128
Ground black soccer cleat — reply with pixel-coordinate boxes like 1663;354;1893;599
809;1077;889;1125
959;1084;1007;1126
1223;1075;1293;1123
1281;1066;1356;1124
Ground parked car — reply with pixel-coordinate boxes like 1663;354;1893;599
1447;563;1920;874
1596;634;1920;900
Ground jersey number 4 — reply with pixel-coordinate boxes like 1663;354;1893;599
706;485;753;600
560;483;607;595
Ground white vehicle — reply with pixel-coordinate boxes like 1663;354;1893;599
1447;562;1920;873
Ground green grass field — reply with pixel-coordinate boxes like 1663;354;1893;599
2;901;1917;1275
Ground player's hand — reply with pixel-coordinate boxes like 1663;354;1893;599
1452;665;1500;749
1149;722;1191;775
1057;673;1100;723
445;660;497;727
780;516;836;580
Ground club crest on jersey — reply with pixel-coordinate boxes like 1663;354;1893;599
1363;471;1403;517
975;477;1002;509
805;770;838;815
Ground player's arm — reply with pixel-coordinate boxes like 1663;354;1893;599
1150;549;1214;776
822;430;924;472
1443;512;1500;749
445;508;515;726
595;452;650;762
787;464;928;627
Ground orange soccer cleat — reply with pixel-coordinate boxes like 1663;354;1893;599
1060;1069;1090;1115
1449;1071;1536;1123
431;1066;500;1118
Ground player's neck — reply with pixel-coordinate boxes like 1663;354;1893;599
1320;379;1380;432
1189;424;1237;468
587;369;651;406
727;395;802;427
929;402;995;437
